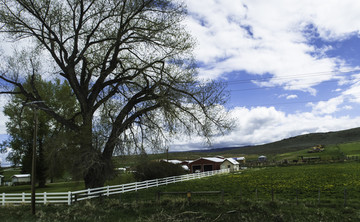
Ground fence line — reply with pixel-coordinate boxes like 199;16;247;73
1;169;229;206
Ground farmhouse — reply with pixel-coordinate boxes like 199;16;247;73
188;157;223;173
220;158;239;172
11;174;31;185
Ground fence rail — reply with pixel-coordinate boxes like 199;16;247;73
1;169;229;206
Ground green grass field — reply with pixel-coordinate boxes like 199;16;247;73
276;142;360;161
1;161;360;221
121;161;360;205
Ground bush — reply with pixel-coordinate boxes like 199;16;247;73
133;161;185;181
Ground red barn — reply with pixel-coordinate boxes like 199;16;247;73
188;157;224;173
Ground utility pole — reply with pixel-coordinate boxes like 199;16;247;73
31;107;38;215
24;101;43;215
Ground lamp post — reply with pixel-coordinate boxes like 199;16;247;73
24;101;43;215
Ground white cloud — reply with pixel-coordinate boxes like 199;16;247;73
183;0;360;91
204;106;360;148
0;146;11;167
0;95;10;134
308;96;344;115
286;95;298;100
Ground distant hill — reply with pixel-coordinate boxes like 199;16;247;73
192;127;360;155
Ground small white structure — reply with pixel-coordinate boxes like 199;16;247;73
181;165;189;171
163;159;182;164
221;158;239;172
235;157;246;164
0;175;4;185
258;155;267;162
11;174;31;184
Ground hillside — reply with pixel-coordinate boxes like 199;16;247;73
196;127;360;155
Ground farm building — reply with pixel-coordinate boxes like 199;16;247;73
188;157;223;173
258;155;267;162
221;158;239;172
235;157;246;164
11;174;31;185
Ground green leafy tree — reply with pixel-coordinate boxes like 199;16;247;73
0;0;231;188
2;76;78;186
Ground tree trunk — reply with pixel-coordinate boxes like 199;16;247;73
83;163;107;188
78;119;115;188
82;153;114;188
37;139;47;188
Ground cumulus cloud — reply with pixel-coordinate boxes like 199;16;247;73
183;0;360;92
286;95;298;100
174;106;360;150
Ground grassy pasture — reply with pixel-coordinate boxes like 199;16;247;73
277;142;360;162
120;161;360;206
1;161;360;221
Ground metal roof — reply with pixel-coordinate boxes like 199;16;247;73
224;158;239;165
201;157;224;163
12;174;31;178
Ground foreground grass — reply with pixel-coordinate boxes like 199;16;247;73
0;198;359;222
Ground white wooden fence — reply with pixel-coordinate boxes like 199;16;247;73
1;169;229;205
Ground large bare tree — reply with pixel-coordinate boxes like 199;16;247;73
0;0;230;188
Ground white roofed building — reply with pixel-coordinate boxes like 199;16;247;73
221;158;240;172
11;174;31;185
236;157;246;164
188;157;224;173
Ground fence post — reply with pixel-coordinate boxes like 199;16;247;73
87;188;91;200
157;192;161;202
122;184;124;193
296;189;299;205
135;182;138;191
68;191;72;205
239;187;242;202
44;192;47;204
187;191;191;203
107;186;110;196
22;192;25;203
156;178;159;187
221;190;224;203
2;193;4;206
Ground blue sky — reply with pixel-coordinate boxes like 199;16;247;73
169;0;360;151
2;0;360;160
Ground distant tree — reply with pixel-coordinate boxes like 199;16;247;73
2;76;78;186
0;0;231;188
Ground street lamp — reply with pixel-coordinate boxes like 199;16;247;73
24;101;43;215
